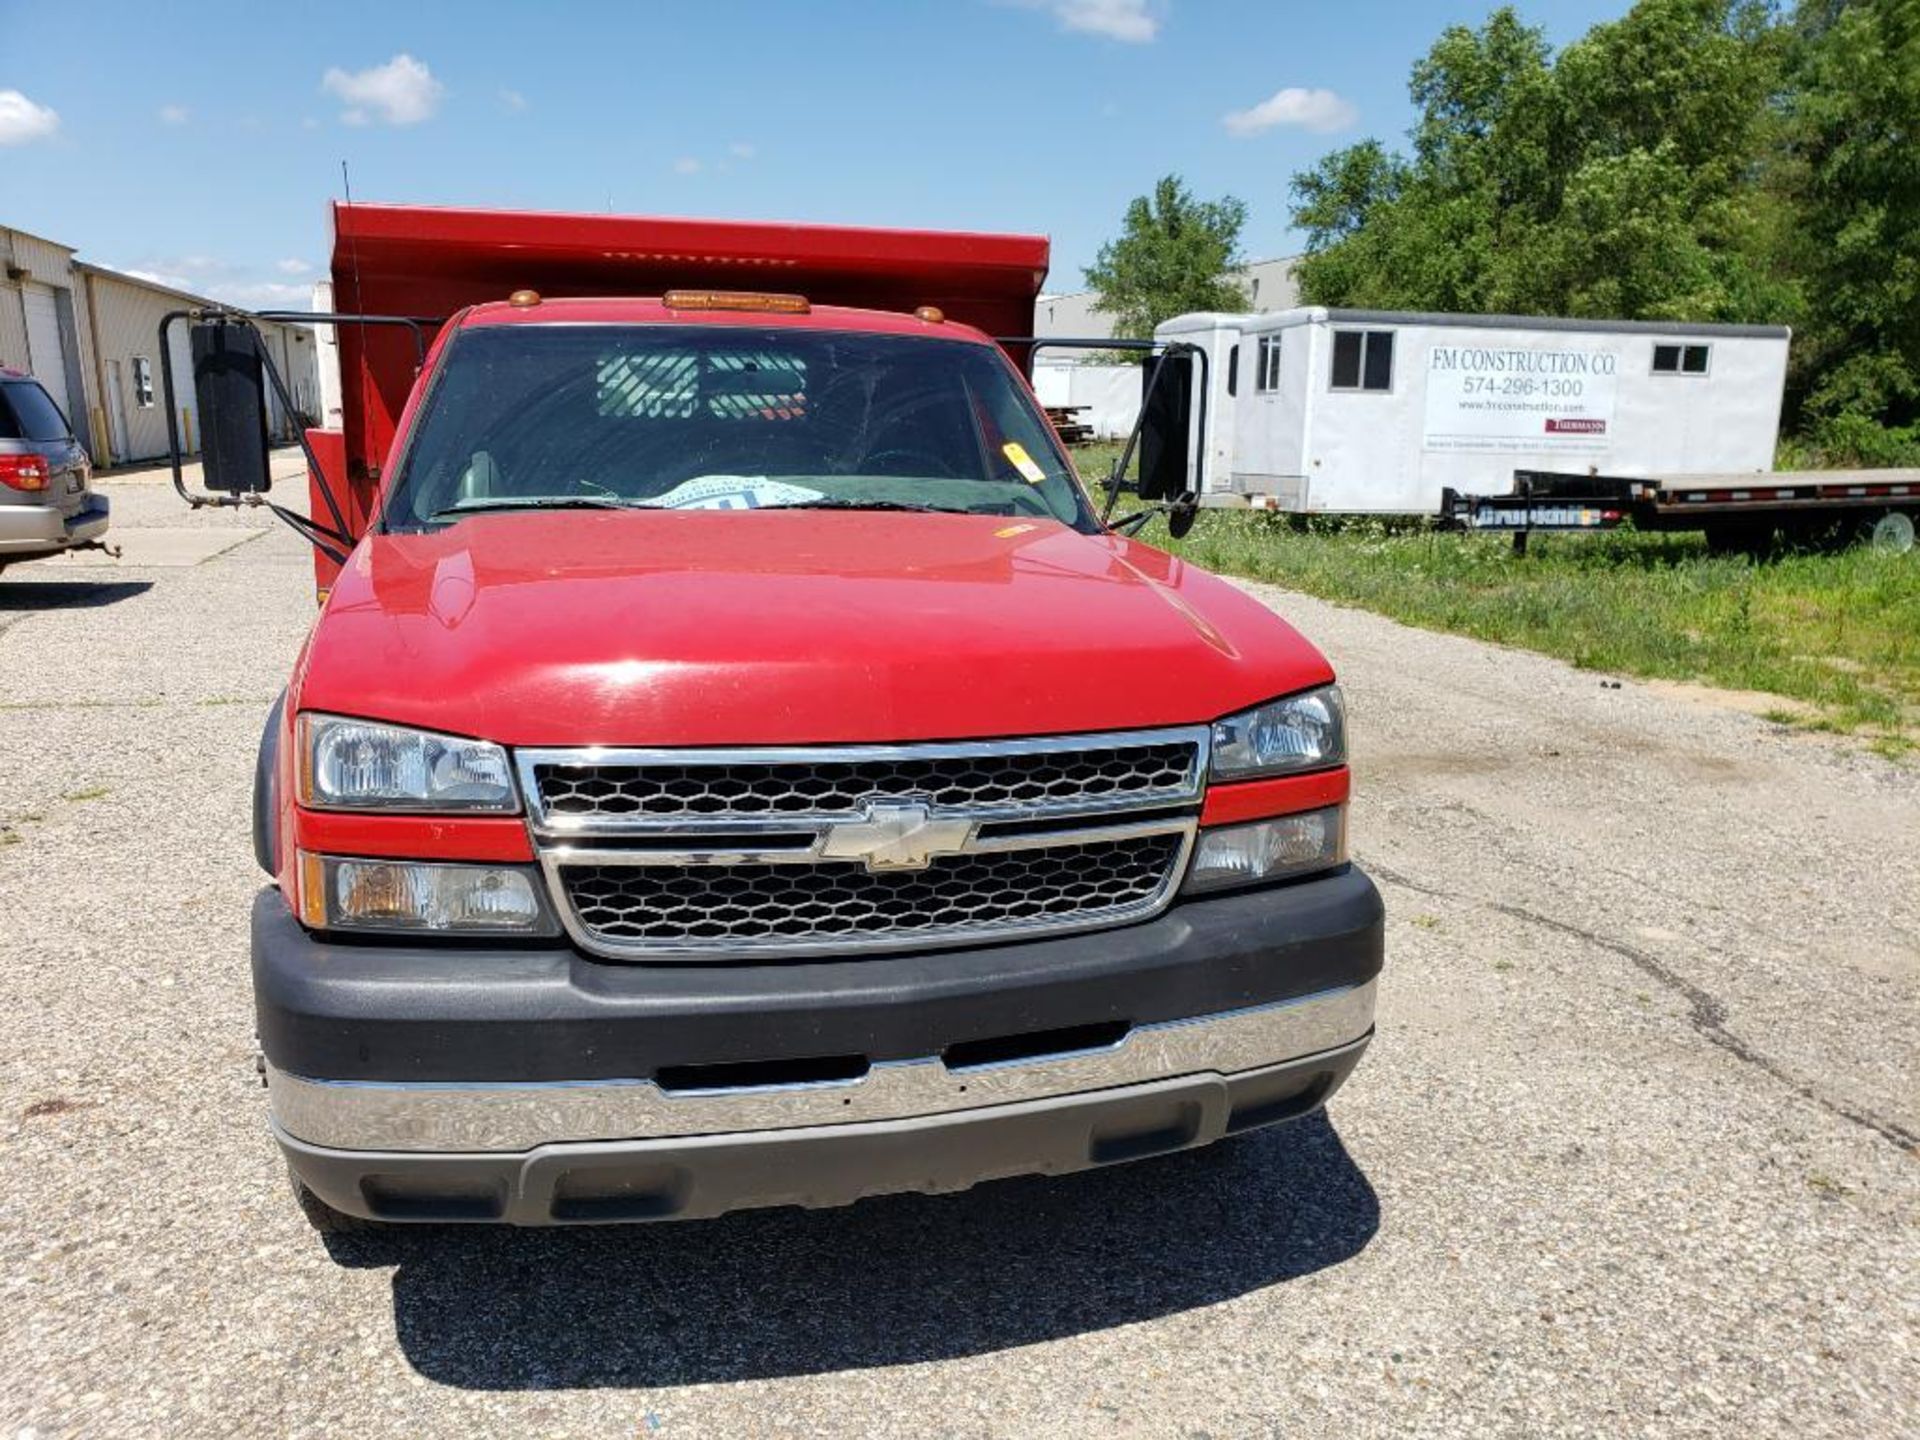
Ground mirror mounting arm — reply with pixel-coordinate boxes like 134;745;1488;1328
159;308;428;564
1109;493;1201;540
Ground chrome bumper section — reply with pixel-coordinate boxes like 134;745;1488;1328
269;978;1377;1153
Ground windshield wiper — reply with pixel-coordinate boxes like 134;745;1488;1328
429;495;644;520
765;498;973;515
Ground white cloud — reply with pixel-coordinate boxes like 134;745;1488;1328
499;88;528;113
728;141;756;160
321;54;444;127
0;89;60;145
1222;86;1357;137
217;280;315;308
158;103;190;126
107;256;317;310
121;267;195;291
672;156;702;175
1020;0;1158;43
276;258;312;275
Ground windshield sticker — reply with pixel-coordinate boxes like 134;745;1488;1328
652;476;826;510
1001;441;1047;485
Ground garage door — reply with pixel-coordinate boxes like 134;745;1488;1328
21;283;71;422
166;315;198;451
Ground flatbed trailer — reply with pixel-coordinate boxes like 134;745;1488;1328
1441;468;1920;554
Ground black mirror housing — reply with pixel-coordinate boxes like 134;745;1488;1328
191;319;273;494
1136;349;1196;503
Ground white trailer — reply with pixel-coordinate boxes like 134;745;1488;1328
1155;307;1793;514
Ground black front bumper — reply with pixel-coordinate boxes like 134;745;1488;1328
253;866;1385;1086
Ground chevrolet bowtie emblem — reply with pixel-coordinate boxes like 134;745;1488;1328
816;801;975;872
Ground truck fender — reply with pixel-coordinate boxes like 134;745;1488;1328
254;691;286;876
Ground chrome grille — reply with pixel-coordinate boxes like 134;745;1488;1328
517;728;1207;959
563;833;1186;949
529;739;1201;827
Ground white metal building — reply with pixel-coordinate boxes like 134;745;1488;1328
1156;307;1793;513
2;221;320;467
1028;257;1302;442
0;225;96;455
1033;256;1301;341
77;263;320;465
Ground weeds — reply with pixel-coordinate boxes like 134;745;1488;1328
1120;506;1917;752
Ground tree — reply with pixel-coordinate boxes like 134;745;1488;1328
1289;2;1793;325
1084;176;1250;339
1779;0;1920;458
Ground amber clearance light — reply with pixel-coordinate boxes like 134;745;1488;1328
663;289;811;315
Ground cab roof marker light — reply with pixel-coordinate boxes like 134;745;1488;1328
663;289;811;315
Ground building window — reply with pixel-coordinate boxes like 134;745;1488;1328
1256;334;1283;392
1652;343;1711;376
132;356;155;408
1331;329;1394;391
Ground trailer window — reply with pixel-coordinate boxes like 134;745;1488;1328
1330;330;1393;392
1652;343;1711;376
132;357;155;408
1256;335;1283;392
385;325;1099;532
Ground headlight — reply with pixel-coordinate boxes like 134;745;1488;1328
298;853;557;935
1210;685;1345;780
1182;806;1347;894
298;714;516;812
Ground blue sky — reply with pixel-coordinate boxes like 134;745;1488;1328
1;0;1627;308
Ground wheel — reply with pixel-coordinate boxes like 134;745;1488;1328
1868;509;1915;555
289;1169;383;1234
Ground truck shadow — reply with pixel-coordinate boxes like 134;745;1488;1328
329;1113;1377;1388
0;579;152;611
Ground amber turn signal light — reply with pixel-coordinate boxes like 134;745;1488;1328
663;289;811;315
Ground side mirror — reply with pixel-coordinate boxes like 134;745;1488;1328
191;319;272;494
1135;348;1196;504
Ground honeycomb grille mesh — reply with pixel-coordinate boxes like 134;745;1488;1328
534;742;1199;823
563;833;1185;949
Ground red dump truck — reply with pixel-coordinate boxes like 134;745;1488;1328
171;202;1382;1228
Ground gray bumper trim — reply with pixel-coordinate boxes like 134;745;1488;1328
0;495;108;554
279;1032;1371;1225
269;979;1377;1152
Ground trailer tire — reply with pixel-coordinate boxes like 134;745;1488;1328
1867;510;1915;555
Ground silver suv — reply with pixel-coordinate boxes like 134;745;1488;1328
0;368;109;575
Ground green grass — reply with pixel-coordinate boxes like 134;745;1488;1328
1065;443;1919;753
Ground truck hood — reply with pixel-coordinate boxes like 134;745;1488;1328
297;511;1334;746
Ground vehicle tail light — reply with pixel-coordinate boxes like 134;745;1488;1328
0;455;50;491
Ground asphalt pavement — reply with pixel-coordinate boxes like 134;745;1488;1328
2;462;1914;1438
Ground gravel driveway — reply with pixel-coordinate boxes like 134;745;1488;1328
3;469;1915;1438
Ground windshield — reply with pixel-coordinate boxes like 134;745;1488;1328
383;325;1097;531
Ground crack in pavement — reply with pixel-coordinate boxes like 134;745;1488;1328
1365;859;1919;1155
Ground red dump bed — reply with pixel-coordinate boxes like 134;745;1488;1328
312;202;1051;552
